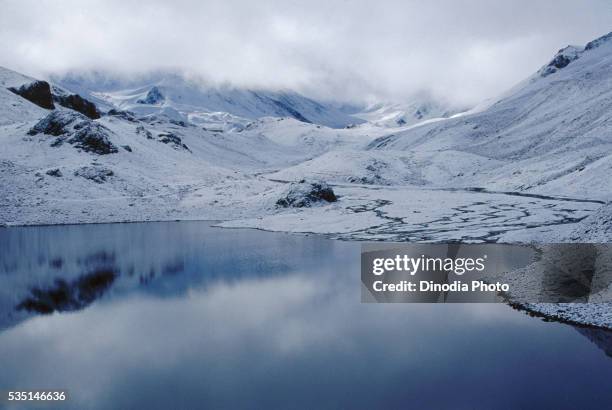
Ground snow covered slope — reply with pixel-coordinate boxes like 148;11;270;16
54;72;364;129
360;32;612;199
0;67;47;125
570;203;612;242
349;100;462;128
0;64;390;227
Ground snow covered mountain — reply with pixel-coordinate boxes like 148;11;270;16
282;31;612;201
0;67;47;125
1;31;611;243
54;72;364;129
376;32;612;198
0;63;395;227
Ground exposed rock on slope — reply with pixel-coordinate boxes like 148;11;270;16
276;180;337;208
74;166;115;183
585;32;612;50
45;168;62;177
107;109;138;122
538;45;582;77
53;92;100;119
28;110;118;154
8;80;55;109
6;77;101;119
157;132;190;151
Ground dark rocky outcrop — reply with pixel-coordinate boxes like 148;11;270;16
68;124;118;154
107;108;138;122
157;132;190;151
45;168;62;177
74;165;114;183
169;119;189;127
8;80;55;109
28;110;72;136
8;81;100;118
540;46;582;77
28;110;118;154
53;93;100;119
548;54;573;70
585;31;612;51
276;180;337;208
139;114;189;127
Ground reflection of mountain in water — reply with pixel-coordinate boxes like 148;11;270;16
0;221;346;330
16;269;117;314
576;327;612;358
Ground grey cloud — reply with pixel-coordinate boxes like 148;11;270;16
1;0;611;106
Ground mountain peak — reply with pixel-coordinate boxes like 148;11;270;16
137;86;165;105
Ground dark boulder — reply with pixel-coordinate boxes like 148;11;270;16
8;80;55;109
276;180;337;208
45;168;62;177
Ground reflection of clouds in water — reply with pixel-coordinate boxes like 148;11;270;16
2;271;612;409
2;224;612;409
4;0;612;106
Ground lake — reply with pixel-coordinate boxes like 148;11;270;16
1;221;611;409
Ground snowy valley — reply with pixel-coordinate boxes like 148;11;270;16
2;32;612;246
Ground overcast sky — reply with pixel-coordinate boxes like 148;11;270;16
1;0;611;106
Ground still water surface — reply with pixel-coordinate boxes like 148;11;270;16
0;221;611;409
